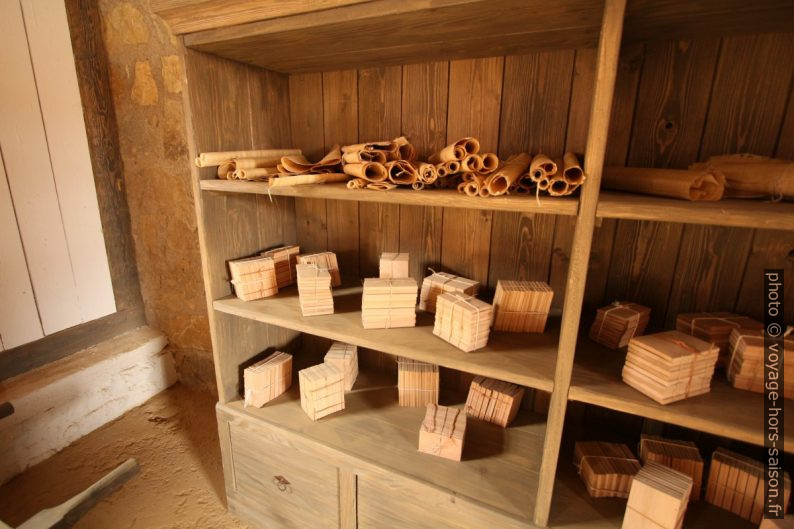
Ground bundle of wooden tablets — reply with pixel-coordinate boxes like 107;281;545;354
324;342;358;391
243;351;292;408
638;435;703;500
621;330;719;404
379;252;409;278
492;280;553;333
418;271;479;313
397;357;439;407
298;363;345;421
297;251;341;287
261;244;300;288
228;255;278;301
417;404;467;461
706;448;791;523
573;441;640;499
728;328;794;398
433;293;493;352
464;376;524;427
675;311;762;366
296;264;334;316
361;277;418;329
589;301;651;349
622;461;692;529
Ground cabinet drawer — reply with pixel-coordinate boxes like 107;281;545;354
227;422;339;529
358;472;526;529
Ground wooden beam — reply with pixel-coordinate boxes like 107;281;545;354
532;0;627;525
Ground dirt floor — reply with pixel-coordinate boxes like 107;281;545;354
0;384;251;529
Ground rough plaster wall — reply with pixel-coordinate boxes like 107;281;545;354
96;0;214;393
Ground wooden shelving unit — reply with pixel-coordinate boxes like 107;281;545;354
160;0;794;527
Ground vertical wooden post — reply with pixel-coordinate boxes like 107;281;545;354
532;0;627;525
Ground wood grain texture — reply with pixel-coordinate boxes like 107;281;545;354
604;220;683;328
441;58;502;286
665;225;754;326
699;33;794;159
604;43;643;166
338;468;357;529
399;62;447;281
628;39;720;168
64;0;143;313
357;66;402;277
776;86;794;158
289;73;328;254
323;70;360;282
734;229;794;323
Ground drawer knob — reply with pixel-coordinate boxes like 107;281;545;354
272;475;291;492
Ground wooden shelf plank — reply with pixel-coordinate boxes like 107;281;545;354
221;371;546;522
170;0;793;73
568;336;794;449
200;180;578;215
597;191;794;231
200;180;794;230
213;286;558;392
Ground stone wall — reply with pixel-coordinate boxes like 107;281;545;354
96;0;214;393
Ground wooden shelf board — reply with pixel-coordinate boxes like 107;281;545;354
199;179;578;215
213;286;558;392
221;370;547;522
597;191;794;231
550;464;754;528
568;337;794;449
170;0;793;73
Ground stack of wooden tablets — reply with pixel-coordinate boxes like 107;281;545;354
706;448;791;523
638;435;703;499
676;312;762;365
296;264;334;316
573;441;640;499
622;462;693;529
418;404;466;461
464;376;524;427
228;255;278;301
397;357;439;407
324;342;358;391
433;293;493;352
621;330;719;404
728;328;794;398
492;280;554;333
418;271;479;313
297;251;341;287
298;363;345;421
261;244;300;288
589;301;651;349
243;351;292;408
361;277;417;329
379;252;410;278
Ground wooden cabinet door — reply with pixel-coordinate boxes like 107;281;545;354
226;422;340;529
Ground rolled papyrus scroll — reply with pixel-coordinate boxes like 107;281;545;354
195;148;301;168
429;137;481;163
366;182;397;191
343;162;388;183
529;154;557;182
412;181;425;191
269;172;349;187
485;153;531;196
548;177;570;197
347;178;367;189
602;166;725;201
386;160;418;185
480;153;499;174
342;150;387;164
690;154;793;200
234;167;280;180
280;145;342;174
416;162;438;184
563;152;586;186
460;154;483;172
442;160;460;174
